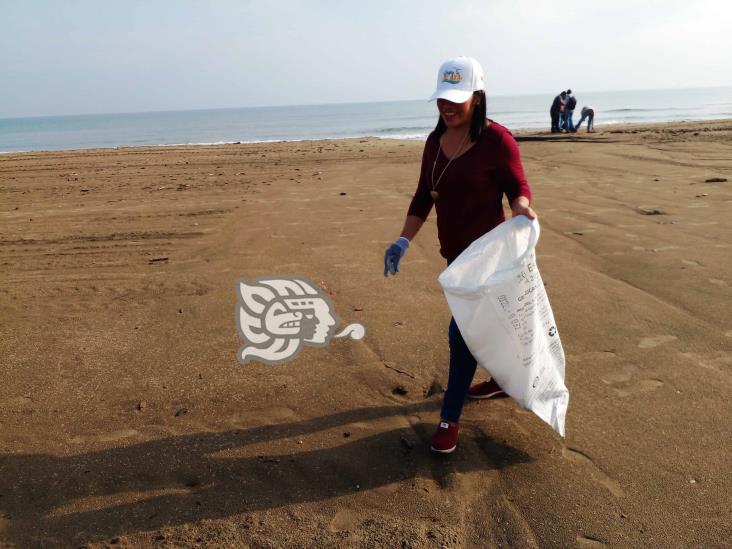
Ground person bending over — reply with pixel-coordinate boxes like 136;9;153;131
575;106;595;132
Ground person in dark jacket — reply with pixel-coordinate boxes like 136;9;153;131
563;89;576;132
550;91;565;133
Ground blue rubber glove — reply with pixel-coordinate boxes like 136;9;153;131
384;237;410;277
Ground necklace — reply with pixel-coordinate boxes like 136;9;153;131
430;130;470;201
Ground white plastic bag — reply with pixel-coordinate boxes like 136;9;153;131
438;216;568;436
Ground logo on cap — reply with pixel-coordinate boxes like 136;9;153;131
442;68;462;85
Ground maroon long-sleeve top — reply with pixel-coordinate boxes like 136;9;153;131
407;120;532;262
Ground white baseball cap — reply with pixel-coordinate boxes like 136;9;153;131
428;56;485;103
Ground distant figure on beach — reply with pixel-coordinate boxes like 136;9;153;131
550;91;566;132
563;89;576;132
575;106;595;132
384;56;536;454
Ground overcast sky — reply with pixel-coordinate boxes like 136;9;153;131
2;0;731;118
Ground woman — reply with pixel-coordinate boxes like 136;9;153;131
383;56;536;453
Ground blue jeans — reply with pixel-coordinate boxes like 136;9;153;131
440;316;479;422
576;110;594;132
440;257;480;422
565;110;575;131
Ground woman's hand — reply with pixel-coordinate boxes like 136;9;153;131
384;237;410;276
511;196;537;220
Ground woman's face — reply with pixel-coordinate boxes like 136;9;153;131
437;95;476;129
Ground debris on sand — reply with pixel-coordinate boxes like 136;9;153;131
637;207;666;216
705;177;727;183
425;380;444;397
383;361;416;379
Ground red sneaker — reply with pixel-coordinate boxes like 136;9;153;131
430;420;459;453
468;378;506;399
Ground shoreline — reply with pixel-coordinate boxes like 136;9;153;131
2;117;732;156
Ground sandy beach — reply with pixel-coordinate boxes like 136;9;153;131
1;120;731;548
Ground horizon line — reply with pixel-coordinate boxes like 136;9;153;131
2;84;732;121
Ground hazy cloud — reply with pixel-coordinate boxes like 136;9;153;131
1;0;730;117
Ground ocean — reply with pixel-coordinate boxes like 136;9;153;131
1;87;731;153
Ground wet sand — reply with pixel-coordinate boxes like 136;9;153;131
1;120;731;547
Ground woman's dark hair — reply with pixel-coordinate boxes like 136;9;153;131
433;90;487;142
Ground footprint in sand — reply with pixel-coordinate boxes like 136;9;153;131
374;482;400;496
327;219;362;225
562;447;625;498
576;535;607;548
600;364;638;385
638;335;677;349
613;379;664;398
681;351;732;372
328;509;359;532
68;429;139;444
491;496;541;548
229;406;296;427
505;417;531;436
595;356;663;396
50;487;193;518
575;350;617;361
257;406;297;421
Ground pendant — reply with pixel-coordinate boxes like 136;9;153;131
430;190;439;201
